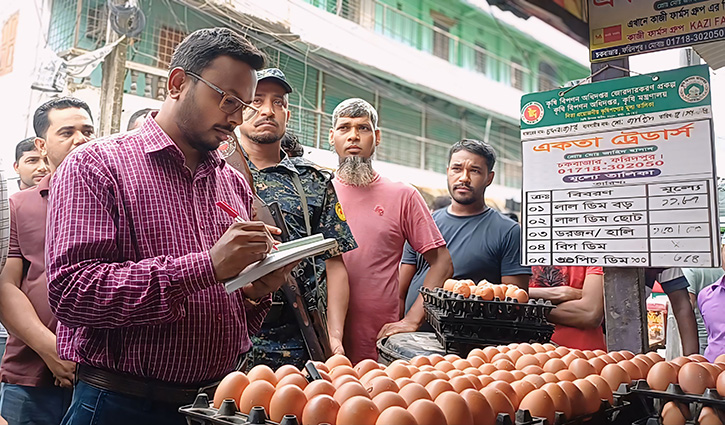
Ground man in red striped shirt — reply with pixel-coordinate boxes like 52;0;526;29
46;28;294;425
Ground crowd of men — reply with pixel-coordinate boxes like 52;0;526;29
0;27;723;425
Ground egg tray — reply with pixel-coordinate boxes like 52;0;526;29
178;393;294;425
626;379;725;423
420;287;554;326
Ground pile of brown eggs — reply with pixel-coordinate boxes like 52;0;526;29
646;353;725;424
442;278;529;303
212;342;702;425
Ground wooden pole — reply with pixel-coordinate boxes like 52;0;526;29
592;58;648;354
99;4;128;136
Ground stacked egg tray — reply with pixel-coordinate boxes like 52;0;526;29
180;394;291;425
626;380;725;424
421;288;555;354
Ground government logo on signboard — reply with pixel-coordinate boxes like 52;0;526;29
678;76;710;103
521;101;544;125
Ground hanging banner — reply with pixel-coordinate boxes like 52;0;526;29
520;65;720;268
589;0;725;62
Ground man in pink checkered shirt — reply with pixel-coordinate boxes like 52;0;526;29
46;28;294;425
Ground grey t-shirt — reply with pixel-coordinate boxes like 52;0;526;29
401;208;531;313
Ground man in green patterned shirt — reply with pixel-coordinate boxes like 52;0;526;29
238;68;357;368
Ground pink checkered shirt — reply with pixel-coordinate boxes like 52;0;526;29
47;117;270;384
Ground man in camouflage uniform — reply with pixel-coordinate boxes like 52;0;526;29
238;68;357;368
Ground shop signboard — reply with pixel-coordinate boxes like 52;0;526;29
520;65;720;268
589;0;725;62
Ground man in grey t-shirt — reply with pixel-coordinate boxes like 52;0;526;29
399;139;531;314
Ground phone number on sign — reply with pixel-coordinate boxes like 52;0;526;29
558;160;664;174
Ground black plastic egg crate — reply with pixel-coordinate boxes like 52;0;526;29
626;379;725;425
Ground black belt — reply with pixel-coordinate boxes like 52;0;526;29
77;365;220;405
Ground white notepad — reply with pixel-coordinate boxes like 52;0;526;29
224;234;337;293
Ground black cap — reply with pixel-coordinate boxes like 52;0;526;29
256;68;293;93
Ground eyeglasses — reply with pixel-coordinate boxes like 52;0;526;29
185;71;259;121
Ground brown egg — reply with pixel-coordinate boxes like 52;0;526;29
409;355;432;368
510;370;526;381
426;379;455;399
543;343;557;352
302;394;339;425
716;354;725;364
459;389;495;425
247;365;278;386
431;370;449;381
646;361;678;391
543;358;568;374
660;401;689;425
360;369;388;386
511;380;536;402
608;352;626;362
678;362;715;395
698;406;724;425
555;346;571;357
478;375;494;388
516;344;535;355
555;369;578;382
335;381;371;405
569;358;596;379
213;371;250;408
492;284;506;300
467;356;485;368
635;354;655;368
521;365;545;376
479;364;497;375
428;354;445;365
398;382;431;405
407;399;448;425
367;376;400;398
337;396;379;425
333;373;361;390
504;285;519;299
490;352;512;363
516;354;541;370
689;354;708;362
619;350;635;360
278;373;309;390
451;359;472;372
238;380;275;415
582;350;597;360
671;356;692;368
490;370;516;383
558;380;586;417
434;361;455;373
482;346;500;362
488;381;519;409
275;365;302;381
480;387;515;417
535;352;554;364
589;357;607;374
561;353;580;367
518;389;556;424
464;367;483;377
522;374;546;389
449;375;475;393
386;363;412;380
592;349;606;356
506;350;523;364
444;354;462;363
411;371;437;387
355;359;382;378
446;369;464;379
718;369;725;397
585;374;614;404
330;365;358;381
600;363;632;391
372;391;407;411
702;363;722;382
375;406;417;425
318;370;332;382
631;357;652;379
435;391;474;425
512;289;529;303
310;361;329;373
541;382;572;418
573;378;602;414
618;360;642;381
443;278;459;291
540;372;559;384
531;343;547;353
303;379;336;399
468;348;486;360
493;359;516;371
598;353;616;364
646;351;664;363
326;353;353;370
474;285;495;301
269;384;307;423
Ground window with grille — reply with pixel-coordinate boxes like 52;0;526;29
432;21;450;61
85;5;107;45
339;0;360;23
157;26;187;69
0;12;19;76
474;43;487;75
538;62;558;91
511;58;524;91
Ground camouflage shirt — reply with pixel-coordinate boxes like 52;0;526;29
246;150;357;310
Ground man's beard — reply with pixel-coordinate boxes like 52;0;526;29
337;156;376;187
176;87;222;153
244;118;284;145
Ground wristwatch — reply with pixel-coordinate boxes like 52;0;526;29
241;285;262;306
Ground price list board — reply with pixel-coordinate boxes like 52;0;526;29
520;65;720;268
